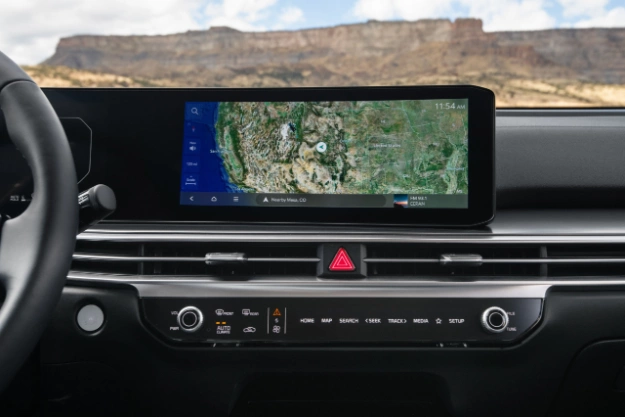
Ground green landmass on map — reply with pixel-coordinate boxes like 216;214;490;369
214;99;468;195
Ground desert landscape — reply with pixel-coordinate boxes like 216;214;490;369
23;18;625;107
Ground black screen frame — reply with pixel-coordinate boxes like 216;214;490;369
41;86;494;227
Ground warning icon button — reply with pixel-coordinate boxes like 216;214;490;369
328;247;356;272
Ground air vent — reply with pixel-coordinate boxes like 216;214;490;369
71;239;625;280
366;245;544;278
546;245;625;278
72;240;319;278
365;243;625;279
72;240;142;275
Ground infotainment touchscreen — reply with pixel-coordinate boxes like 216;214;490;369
180;99;469;210
15;86;493;226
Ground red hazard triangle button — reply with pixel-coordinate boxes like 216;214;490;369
329;247;356;272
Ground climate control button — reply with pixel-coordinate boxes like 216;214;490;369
177;306;204;333
480;306;509;334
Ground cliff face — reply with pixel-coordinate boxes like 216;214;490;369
43;19;625;86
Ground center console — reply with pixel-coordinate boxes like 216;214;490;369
143;296;542;346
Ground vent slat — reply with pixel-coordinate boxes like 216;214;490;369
366;245;543;278
71;240;625;279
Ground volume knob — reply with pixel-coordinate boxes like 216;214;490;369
177;306;204;333
481;307;509;334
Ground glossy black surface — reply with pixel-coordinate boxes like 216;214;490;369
142;297;542;345
1;86;495;226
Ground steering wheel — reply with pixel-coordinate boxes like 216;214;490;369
0;52;78;391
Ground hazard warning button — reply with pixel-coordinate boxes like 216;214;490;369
328;247;356;272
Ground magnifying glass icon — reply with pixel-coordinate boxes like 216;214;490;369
191;107;199;116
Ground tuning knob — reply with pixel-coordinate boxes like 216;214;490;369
481;306;509;334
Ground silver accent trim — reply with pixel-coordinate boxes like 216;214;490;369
176;306;204;333
480;307;509;334
77;231;625;244
440;254;483;266
365;257;625;264
61;117;92;185
365;258;440;264
205;252;247;264
73;253;320;263
74;252;625;265
66;271;552;298
74;254;205;262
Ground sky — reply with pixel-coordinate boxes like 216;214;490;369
1;0;624;65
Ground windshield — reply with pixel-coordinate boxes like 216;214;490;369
2;0;624;107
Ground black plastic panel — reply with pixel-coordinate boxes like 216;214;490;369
37;287;625;417
142;297;541;345
496;109;625;209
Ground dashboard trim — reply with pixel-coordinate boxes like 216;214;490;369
66;272;625;299
66;272;552;298
77;231;625;244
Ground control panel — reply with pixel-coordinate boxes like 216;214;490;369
143;298;542;346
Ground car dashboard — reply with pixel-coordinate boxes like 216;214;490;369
2;90;625;417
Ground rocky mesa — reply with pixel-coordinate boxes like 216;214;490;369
36;18;625;106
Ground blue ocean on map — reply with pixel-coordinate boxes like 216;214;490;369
184;102;241;193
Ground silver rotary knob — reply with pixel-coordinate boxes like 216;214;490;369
177;306;204;333
481;306;509;334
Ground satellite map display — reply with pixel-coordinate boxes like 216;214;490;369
181;99;469;208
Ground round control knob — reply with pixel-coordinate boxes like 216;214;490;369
177;306;204;333
480;306;509;334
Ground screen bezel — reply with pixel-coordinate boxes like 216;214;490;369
42;86;494;226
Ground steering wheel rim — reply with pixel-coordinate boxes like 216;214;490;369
0;52;77;391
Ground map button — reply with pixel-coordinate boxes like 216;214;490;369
316;142;327;153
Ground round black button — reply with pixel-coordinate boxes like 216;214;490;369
488;312;505;328
181;311;198;328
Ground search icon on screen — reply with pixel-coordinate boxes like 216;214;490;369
191;107;199;116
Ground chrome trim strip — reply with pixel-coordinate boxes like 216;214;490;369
365;258;440;263
67;272;625;299
66;272;552;298
73;253;320;263
73;254;205;262
365;257;625;264
74;252;625;265
77;231;625;244
247;257;319;262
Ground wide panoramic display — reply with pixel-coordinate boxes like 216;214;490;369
180;99;469;209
